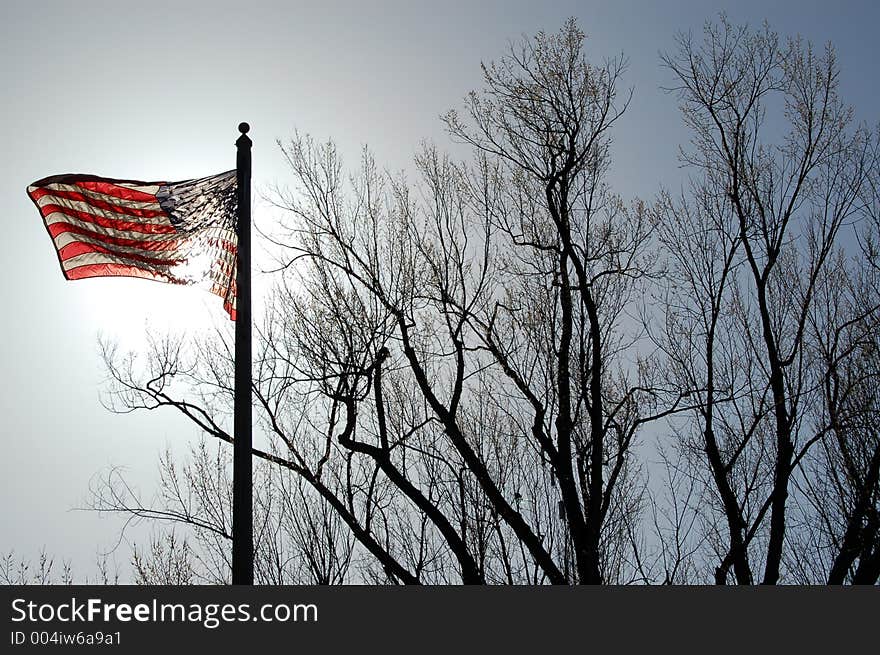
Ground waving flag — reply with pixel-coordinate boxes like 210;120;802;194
26;170;239;319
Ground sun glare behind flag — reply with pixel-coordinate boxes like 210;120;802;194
26;170;239;319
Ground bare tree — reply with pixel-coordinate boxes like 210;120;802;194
658;15;877;584
95;20;682;585
132;532;197;585
0;549;73;585
89;430;357;584
1;549;118;585
442;18;693;583
88;17;879;586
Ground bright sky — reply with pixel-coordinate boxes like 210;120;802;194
2;0;878;581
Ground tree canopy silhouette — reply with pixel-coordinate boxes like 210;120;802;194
94;17;880;585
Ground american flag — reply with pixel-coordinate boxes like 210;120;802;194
27;171;239;319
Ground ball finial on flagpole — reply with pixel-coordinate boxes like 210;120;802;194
238;122;250;134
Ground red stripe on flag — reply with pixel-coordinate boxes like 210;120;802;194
65;262;236;321
47;222;181;252
30;187;166;220
73;180;160;203
38;203;177;235
59;240;183;268
64;262;181;284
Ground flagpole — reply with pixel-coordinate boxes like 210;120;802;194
233;122;253;585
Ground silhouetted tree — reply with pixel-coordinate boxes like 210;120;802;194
91;17;879;586
657;15;878;584
98;20;682;585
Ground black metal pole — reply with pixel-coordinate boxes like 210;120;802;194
233;122;253;585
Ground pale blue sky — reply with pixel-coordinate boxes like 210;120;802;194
2;0;877;580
